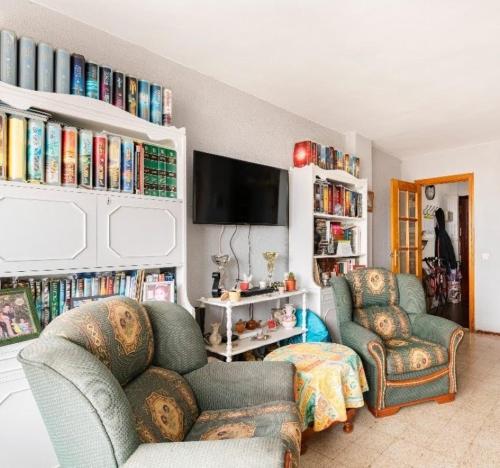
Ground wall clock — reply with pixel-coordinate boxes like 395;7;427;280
425;185;436;200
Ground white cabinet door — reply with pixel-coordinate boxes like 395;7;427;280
0;185;96;274
0;342;58;468
97;195;182;268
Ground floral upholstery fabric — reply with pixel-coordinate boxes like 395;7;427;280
185;401;301;468
346;268;399;308
385;336;448;375
353;305;412;341
43;297;154;385
125;366;199;443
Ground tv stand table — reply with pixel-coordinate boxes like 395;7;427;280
199;289;307;362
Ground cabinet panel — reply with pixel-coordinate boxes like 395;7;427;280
0;185;96;274
0;341;58;468
97;196;182;268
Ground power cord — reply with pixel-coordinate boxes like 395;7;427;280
229;225;240;287
248;225;252;276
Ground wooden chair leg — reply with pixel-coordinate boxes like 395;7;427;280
343;408;357;433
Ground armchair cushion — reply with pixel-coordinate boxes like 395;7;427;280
385;336;448;375
43;297;154;385
124;366;199;443
346;268;399;308
185;401;301;468
354;305;412;340
123;437;287;468
184;362;295;411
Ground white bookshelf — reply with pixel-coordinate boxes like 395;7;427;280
0;82;190;467
289;165;368;331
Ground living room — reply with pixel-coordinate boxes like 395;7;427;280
0;1;499;467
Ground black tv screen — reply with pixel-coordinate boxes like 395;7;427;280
193;151;288;225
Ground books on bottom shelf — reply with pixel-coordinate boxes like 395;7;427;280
314;257;364;284
315;218;362;256
0;269;175;329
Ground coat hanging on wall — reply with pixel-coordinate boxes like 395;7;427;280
434;208;457;273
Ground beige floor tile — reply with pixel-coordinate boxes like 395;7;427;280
369;452;413;468
300;448;338;468
379;438;424;462
429;431;474;460
333;445;380;468
415;448;460;468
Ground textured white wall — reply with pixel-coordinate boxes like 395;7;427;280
402;140;500;333
371;147;401;269
0;0;363;306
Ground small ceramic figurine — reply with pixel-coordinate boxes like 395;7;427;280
281;304;297;329
208;322;222;345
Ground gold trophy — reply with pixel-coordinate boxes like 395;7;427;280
263;251;279;287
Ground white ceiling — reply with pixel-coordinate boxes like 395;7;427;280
35;0;500;158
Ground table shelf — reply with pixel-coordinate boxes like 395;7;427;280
200;289;308;361
205;326;305;357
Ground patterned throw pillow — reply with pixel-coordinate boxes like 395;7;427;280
124;366;199;443
43;297;154;385
346;268;399;308
353;305;412;340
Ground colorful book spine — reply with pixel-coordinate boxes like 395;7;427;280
143;144;159;196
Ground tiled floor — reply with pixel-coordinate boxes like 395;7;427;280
300;332;500;468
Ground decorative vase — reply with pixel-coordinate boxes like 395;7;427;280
208;322;222;346
235;319;246;334
282;304;296;329
285;279;296;291
281;316;297;329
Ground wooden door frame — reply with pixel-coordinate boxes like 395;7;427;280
415;173;475;331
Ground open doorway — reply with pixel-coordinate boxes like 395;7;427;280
418;180;470;328
391;173;474;330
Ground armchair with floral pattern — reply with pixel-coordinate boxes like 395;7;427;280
326;268;464;417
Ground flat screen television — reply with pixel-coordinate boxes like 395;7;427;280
193;151;288;225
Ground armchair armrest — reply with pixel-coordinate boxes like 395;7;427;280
184;362;295;411
411;314;464;349
340;321;383;364
123;437;286;468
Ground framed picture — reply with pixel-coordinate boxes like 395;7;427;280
368;191;374;213
142;281;175;303
0;288;41;346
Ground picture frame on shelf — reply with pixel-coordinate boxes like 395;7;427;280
0;288;41;346
142;280;175;302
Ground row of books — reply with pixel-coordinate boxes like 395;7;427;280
314;258;359;284
142;143;177;198
0;269;175;328
314;179;363;218
314;219;361;256
293;140;360;176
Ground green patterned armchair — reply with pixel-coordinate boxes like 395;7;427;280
327;268;464;417
18;298;300;468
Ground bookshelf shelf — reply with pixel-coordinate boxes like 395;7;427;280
313;212;365;222
313;253;366;259
0;81;185;142
289;164;368;324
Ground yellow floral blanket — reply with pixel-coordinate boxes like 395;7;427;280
265;343;368;431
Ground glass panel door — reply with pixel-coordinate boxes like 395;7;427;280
391;180;421;276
